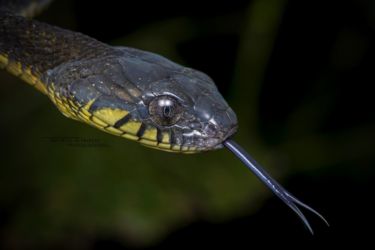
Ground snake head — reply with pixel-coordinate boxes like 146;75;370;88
141;69;238;152
117;47;238;152
46;47;237;153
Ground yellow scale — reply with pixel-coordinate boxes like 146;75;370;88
0;53;196;153
0;54;47;94
90;106;177;150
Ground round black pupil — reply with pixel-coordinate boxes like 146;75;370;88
163;105;172;117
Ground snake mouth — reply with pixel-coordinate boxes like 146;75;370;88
142;123;238;153
199;123;238;151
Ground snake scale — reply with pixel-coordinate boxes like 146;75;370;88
0;0;328;233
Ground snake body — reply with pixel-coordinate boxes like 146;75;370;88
0;3;237;152
0;0;328;233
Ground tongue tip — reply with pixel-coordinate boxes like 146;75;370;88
223;138;328;234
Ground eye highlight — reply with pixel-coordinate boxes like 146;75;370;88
149;95;182;126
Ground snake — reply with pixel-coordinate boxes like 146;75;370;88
0;0;328;233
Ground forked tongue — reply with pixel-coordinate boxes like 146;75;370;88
223;139;329;234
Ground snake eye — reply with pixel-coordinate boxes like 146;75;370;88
149;95;182;126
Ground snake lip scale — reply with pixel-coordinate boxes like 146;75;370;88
0;0;328;234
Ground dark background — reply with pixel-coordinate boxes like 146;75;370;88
0;0;374;249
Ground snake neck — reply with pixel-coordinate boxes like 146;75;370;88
0;10;114;94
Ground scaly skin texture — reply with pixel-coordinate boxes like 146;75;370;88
0;10;238;152
0;10;113;92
